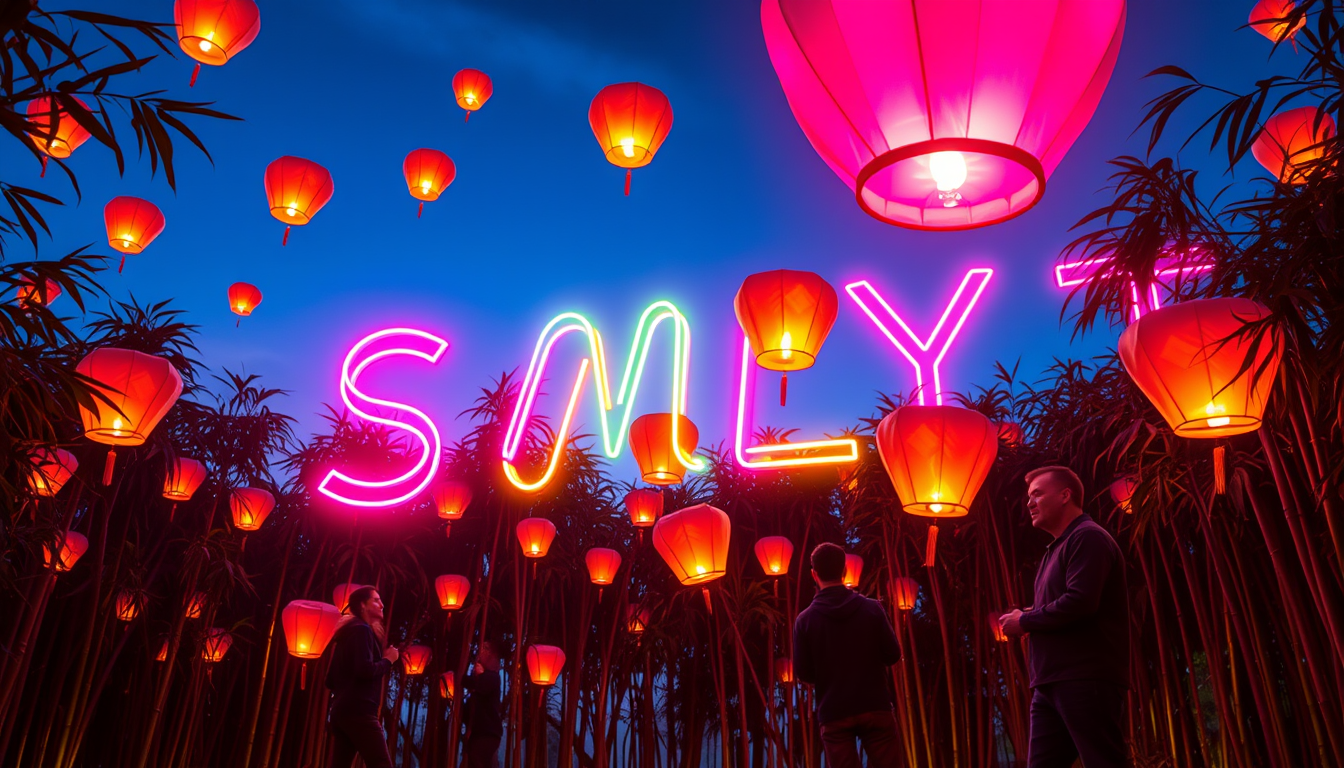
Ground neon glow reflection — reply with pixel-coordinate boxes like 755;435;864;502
1054;254;1214;323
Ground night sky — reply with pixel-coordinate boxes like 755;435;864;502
22;1;1294;485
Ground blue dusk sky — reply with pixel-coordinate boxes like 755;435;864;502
20;1;1295;485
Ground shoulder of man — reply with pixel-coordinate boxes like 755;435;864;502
1068;519;1121;554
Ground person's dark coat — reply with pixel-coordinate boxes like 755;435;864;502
325;621;392;718
463;667;504;737
793;585;902;724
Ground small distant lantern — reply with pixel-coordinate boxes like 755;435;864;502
202;627;233;663
156;639;169;662
28;447;78;497
516;517;557;559
228;283;263;326
282;600;342;689
734;270;840;405
332;582;367;614
585;548;622;586
1249;0;1305;44
989;613;1009;643
433;480;472;537
164;457;208;502
625;488;663;528
652;504;730;586
116;590;141;622
843;554;863;589
76;348;183;486
892;577;918;612
776;657;794;685
174;0;261;86
998;422;1024;449
44;531;89;573
264;156;334;245
103;197;166;273
1109;475;1138;514
440;671;456;698
403;149;456;217
26;96;93;167
452;68;494;120
185;591;207;620
16;277;62;308
626;604;651;634
588;82;673;195
1251;106;1336;184
526;644;566;686
230;486;276;532
753;536;793;576
628;413;699;486
401;645;432;675
435;574;471;610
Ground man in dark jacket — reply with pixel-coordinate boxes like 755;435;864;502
462;639;503;768
1000;466;1130;768
793;542;903;767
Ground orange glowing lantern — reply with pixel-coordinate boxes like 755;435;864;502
628;413;699;486
264;156;334;245
174;0;261;86
776;657;794;684
401;645;432;675
652;504;730;586
116;590;141;622
754;536;793;576
998;422;1024;449
626;604;651;634
734;270;839;405
44;531;89;573
989;613;1009;643
876;405;998;566
433;479;472;537
517;517;557;559
588;82;673;195
843;554;863;589
526;644;566;686
440;671;455;698
435;574;471;610
230;487;275;531
892;577;919;611
625;488;663;528
403;149;456;218
26;96;92;166
1249;0;1305;44
585;548;622;586
332;582;367;614
202;627;233;662
282;599;342;688
1110;475;1138;514
103;197;166;273
452;68;493;120
228;282;262;326
163;457;207;503
185;591;207;620
16;277;62;308
28;447;78;497
156;639;169;662
75;348;183;485
1251;106;1336;184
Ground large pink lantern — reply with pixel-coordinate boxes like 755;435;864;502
761;0;1127;230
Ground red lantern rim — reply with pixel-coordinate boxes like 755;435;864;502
901;501;971;519
754;348;817;371
854;138;1046;232
641;469;685;485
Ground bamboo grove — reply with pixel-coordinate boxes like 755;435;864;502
4;3;1344;768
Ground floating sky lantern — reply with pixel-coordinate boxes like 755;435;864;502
627;604;651;635
761;0;1126;230
174;0;261;86
585;547;622;586
440;671;455;698
75;348;183;485
230;486;276;532
282;600;342;688
163;457;207;521
264;156;334;246
156;639;169;662
452;68;493;120
843;554;863;589
629;413;699;486
26;96;92;173
776;657;794;685
433;479;472;537
103;197;166;273
16;277;62;308
1249;0;1305;44
185;591;207;620
517;517;557;559
652;503;730;587
526;644;566;686
228;282;262;326
402;645;432;675
625;488;663;529
116;590;141;622
1250;106;1336;184
893;577;918;611
1109;475;1138;514
435;574;471;610
28;447;77;497
588;82;673;195
876;405;998;566
403;149;456;218
735;270;839;406
332;582;366;614
43;531;88;573
754;536;793;576
202;627;233;663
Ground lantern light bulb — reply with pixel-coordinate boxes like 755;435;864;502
929;151;968;207
696;565;707;575
531;544;539;554
120;234;134;245
112;417;123;435
620;138;636;158
286;206;297;217
421;180;432;193
199;31;216;53
780;331;793;360
1205;402;1230;428
771;564;780;573
465;94;475;105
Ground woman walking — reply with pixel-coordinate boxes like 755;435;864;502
325;586;399;768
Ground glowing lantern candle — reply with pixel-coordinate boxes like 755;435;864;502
516;517;557;559
156;639;168;662
264;156;334;246
452;68;494;120
761;0;1126;230
625;488;663;528
403;149;456;218
44;531;89;573
526;644;566;686
893;577;918;611
103;197;166;273
433;479;472;537
588;82;673;195
843;554;863;589
585;547;622;586
185;591;207;620
282;599;342;689
876;405;998;566
16;277;62;308
332;582;367;614
28;447;78;497
75;348;183;486
734;270;839;405
1249;0;1305;44
401;645;432;675
776;657;794;684
230;486;275;531
202;628;233;662
627;604;651;634
26;96;92;168
629;413;699;486
652;504;730;586
228;282;263;326
435;574;471;610
1250;106;1336;184
1110;475;1138;514
440;671;455;698
754;536;794;576
116;590;141;622
174;0;261;86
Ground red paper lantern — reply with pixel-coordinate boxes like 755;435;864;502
202;627;233;662
164;457;208;502
116;590;141;622
185;591;207;620
625;488;663;528
628;413;699;486
228;282;263;325
1109;475;1138;514
585;548;622;586
1118;298;1282;438
892;577;919;612
281;600;342;659
28;447;78;497
435;574;471;610
588;82;673;195
332;582;367;614
1250;106;1336;184
761;0;1125;230
1249;0;1305;43
626;604;651;634
843;554;863;589
776;657;794;684
26;95;92;159
230;487;275;531
404;149;456;217
989;613;1009;643
43;531;88;573
754;536;794;576
264;156;334;245
76;348;183;485
735;270;839;405
876;406;998;517
433;480;472;538
440;671;455;698
16;277;62;307
402;645;432;675
652;504;730;586
174;0;260;85
516;517;557;559
452;69;494;120
103;197;166;273
156;639;169;662
526;644;566;686
997;422;1024;449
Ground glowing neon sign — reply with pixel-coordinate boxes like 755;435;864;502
500;302;706;492
318;328;449;508
845;269;993;405
1054;253;1213;322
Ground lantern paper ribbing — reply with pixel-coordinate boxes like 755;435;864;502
164;457;207;502
440;672;455;698
754;536;793;576
876;405;998;517
761;0;1126;230
402;645;431;675
629;413;699;486
1250;106;1336;184
1249;0;1305;43
230;487;275;531
229;282;262;324
264;156;334;245
333;583;366;614
281;600;342;659
893;577;918;611
1117;298;1282;438
625;488;663;528
1110;475;1137;514
588;82;673;195
652;504;730;586
404;149;456;217
44;531;88;573
435;575;471;610
843;554;863;589
202;628;233;662
585;548;622;586
452;68;493;119
433;480;472;537
517;517;557;559
116;591;140;622
185;592;207;620
174;0;260;85
76;348;183;447
103;197;166;272
29;448;78;497
526;644;566;686
26;96;92;159
16;277;61;308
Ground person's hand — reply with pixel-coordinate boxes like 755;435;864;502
999;609;1025;637
473;662;484;674
383;645;399;663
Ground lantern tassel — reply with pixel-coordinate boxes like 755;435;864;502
464;110;470;123
418;201;424;218
301;662;308;691
445;522;452;539
118;255;126;274
924;524;939;568
102;449;116;487
40;156;48;178
189;63;201;87
781;373;788;407
702;586;713;615
1213;445;1227;495
624;169;632;196
282;226;291;246
236;318;241;329
169;502;177;522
